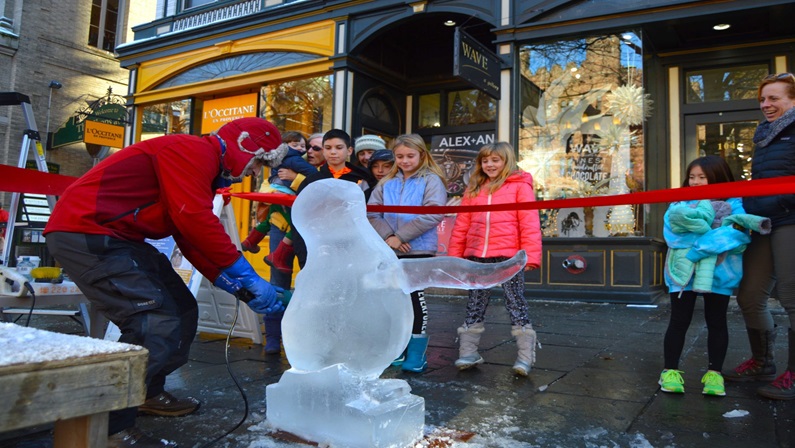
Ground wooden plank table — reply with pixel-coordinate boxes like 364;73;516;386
0;323;148;447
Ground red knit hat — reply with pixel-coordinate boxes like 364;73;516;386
214;117;285;177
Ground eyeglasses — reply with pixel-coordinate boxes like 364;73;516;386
764;73;795;82
309;145;323;152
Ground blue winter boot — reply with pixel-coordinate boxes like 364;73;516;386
391;349;407;366
401;334;429;373
263;312;283;355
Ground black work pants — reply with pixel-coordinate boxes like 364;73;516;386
46;232;198;434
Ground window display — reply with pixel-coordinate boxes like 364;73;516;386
518;32;648;237
141;99;192;139
261;75;333;137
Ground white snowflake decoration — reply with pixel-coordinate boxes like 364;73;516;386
607;85;652;126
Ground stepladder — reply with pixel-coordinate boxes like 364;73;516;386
0;93;92;334
0;92;57;267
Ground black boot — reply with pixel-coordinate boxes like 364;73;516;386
758;329;795;400
724;327;777;382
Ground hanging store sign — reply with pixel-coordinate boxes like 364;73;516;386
201;93;259;134
52;102;128;148
84;120;125;148
453;28;501;100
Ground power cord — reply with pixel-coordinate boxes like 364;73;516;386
198;292;249;448
23;281;35;327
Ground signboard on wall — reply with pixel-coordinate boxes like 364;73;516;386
84;120;125;148
453;28;501;100
201;93;259;134
52;103;128;148
430;130;495;196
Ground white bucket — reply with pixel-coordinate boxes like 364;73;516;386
16;256;41;279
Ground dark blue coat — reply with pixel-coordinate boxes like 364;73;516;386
743;120;795;228
268;148;317;188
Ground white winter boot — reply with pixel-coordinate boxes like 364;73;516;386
512;324;537;376
455;322;485;370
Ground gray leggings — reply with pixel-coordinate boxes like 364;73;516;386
736;224;795;330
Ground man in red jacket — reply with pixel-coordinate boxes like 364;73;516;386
44;117;287;448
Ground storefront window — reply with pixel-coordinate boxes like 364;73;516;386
696;120;756;180
518;32;648;237
685;65;768;103
417;94;441;129
141;99;192;140
447;89;497;126
261;75;333;136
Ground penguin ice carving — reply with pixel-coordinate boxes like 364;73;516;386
281;178;526;378
267;178;526;447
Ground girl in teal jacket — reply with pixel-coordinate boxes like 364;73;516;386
660;155;770;397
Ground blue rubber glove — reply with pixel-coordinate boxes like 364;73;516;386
218;256;284;315
213;271;243;295
247;285;285;314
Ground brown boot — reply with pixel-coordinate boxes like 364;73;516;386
724;327;777;382
138;391;200;417
241;228;266;253
264;241;295;274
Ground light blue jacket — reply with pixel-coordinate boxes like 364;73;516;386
663;197;767;296
367;170;447;256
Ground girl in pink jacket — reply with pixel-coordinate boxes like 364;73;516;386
447;141;542;376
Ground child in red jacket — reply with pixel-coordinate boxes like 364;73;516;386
447;141;542;376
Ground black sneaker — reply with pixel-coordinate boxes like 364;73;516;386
138;391;200;417
107;426;178;447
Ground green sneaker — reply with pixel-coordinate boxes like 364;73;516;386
701;371;726;396
659;369;685;393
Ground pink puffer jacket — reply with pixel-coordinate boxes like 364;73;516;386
447;171;542;268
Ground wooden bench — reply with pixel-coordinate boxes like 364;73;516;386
0;323;148;447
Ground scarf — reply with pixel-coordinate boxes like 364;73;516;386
753;107;795;148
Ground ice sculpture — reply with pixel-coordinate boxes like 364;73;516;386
266;178;527;448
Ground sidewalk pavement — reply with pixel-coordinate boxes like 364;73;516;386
3;293;795;448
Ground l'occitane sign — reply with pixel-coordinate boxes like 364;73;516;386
201;93;259;134
84;120;125;148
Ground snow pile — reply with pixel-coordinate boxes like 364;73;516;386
0;322;142;367
723;409;749;418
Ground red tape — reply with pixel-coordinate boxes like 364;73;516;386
2;163;793;215
234;175;795;214
0;164;78;196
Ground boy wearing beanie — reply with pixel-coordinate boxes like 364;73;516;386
364;149;395;201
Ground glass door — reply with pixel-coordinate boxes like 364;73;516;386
684;110;761;181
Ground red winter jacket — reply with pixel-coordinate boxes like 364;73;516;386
43;134;239;281
447;171;542;268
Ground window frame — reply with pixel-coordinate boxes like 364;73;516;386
88;0;120;52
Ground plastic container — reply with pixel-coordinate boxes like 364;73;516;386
16;256;41;280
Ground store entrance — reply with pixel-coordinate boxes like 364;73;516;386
684;110;761;182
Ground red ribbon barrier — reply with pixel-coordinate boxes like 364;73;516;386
0;164;78;196
233;176;795;214
2;163;793;215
